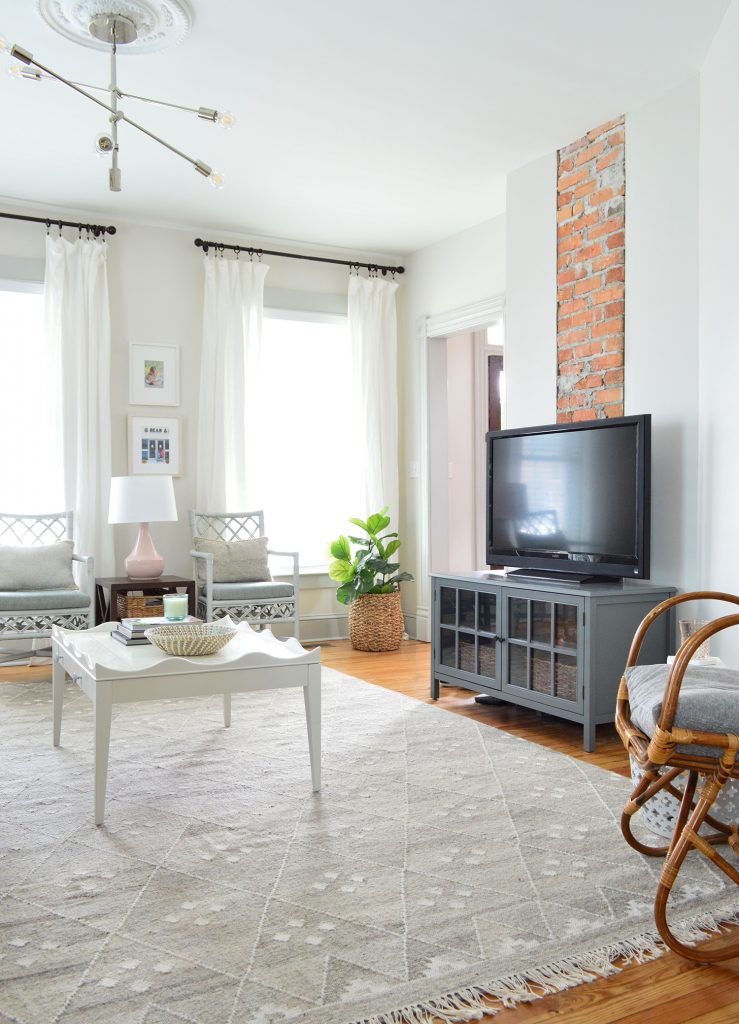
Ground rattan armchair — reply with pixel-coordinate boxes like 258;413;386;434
189;510;299;637
615;591;739;962
0;512;95;661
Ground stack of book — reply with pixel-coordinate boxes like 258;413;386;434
111;615;202;646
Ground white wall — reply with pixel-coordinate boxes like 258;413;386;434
446;332;477;571
505;152;557;428
398;215;506;637
699;0;739;663
0;200;397;641
626;78;700;590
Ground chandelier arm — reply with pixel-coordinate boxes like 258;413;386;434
17;52;208;174
18;72;212;118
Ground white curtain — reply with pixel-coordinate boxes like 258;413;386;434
348;274;400;521
44;234;114;576
196;255;269;510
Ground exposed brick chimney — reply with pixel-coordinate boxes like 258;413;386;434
556;116;625;422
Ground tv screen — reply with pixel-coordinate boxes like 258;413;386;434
486;414;651;582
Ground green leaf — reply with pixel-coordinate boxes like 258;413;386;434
328;558;355;583
384;539;401;558
347;535;369;545
336;581;358;605
329;535;351;560
384;572;414;588
366;511;391;536
348;516;368;534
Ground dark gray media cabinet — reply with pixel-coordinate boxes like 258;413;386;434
431;571;676;751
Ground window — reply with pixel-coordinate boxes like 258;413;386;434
0;281;64;512
259;311;360;569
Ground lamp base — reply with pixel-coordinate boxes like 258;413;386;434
124;522;164;579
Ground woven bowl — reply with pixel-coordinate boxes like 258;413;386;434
145;623;237;657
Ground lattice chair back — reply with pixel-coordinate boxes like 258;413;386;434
189;509;299;638
0;511;73;547
189;510;265;543
0;511;95;652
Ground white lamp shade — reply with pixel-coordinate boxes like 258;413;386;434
108;475;178;524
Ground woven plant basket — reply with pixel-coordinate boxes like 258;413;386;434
348;591;404;652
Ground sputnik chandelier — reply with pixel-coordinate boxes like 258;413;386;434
0;1;232;192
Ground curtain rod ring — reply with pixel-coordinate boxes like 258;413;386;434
45;219;51;235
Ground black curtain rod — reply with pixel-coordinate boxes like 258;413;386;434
194;237;404;275
0;210;116;237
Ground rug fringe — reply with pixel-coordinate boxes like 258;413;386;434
353;908;739;1024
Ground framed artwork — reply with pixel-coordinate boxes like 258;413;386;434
129;343;179;406
128;416;181;476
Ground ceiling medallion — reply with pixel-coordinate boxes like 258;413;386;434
37;0;193;54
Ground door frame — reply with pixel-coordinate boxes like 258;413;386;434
415;295;505;641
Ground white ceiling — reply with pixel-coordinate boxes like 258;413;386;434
0;1;730;256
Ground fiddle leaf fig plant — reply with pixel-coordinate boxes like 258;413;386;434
329;507;414;605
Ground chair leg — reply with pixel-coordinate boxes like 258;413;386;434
654;767;739;963
621;766;683;857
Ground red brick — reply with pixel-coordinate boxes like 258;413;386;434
557;412;573;423
592;316;624;338
557;328;588;346
557;284;574;302
573;179;598;199
604;368;624;385
558;233;584;254
596;149;621;172
575;141;606;166
557;268;578;285
560;360;585;376
605;335;625;352
558;297;588;317
591;252;622;272
606;231;625;249
593;285;624;304
589;187;618;207
572;409;597;422
557;190;573;208
590;353;623;371
605;266;625;284
580;373;603;389
587;117;625;141
558;167;589;192
605;301;625;319
608;130;625;146
567;309;600;328
557;221;575;239
589;216;625;241
559;135;589;157
574;341;604;359
557;254;572;272
574;276;602;296
573;210;599;231
574;243;602;261
604;402;625;418
593;387;623;405
558;155;575;174
557;205;573;224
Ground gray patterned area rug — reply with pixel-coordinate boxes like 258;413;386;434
1;668;737;1024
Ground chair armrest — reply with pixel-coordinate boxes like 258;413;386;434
190;549;214;589
625;591;739;669
72;552;95;610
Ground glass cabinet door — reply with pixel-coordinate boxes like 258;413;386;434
434;582;501;691
502;592;582;710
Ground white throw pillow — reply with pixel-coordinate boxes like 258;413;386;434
193;536;272;583
0;540;77;591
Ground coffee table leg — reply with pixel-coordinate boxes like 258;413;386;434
223;692;231;727
52;652;65;747
303;665;321;792
94;687;113;826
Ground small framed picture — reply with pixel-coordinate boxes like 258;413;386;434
128;416;181;476
129;344;179;406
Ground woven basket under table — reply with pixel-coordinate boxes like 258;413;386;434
117;594;164;619
348;591;404;652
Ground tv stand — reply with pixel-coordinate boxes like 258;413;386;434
431;571;675;751
504;568;622;585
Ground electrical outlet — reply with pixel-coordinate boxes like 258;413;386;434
409;461;419;478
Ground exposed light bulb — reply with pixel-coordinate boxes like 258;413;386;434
216;109;235;130
95;133;114;157
0;36;9;55
209;170;225;190
7;62;23;79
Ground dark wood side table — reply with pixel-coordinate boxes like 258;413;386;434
95;575;196;624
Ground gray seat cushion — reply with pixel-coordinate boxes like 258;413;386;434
209;582;295;602
0;590;92;611
626;663;739;756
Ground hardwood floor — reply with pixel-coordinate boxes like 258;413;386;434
1;640;736;1023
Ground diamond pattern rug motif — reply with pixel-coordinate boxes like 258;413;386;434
0;667;736;1024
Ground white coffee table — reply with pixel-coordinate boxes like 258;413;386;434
51;620;321;825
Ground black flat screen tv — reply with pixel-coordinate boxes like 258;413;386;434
486;414;651;583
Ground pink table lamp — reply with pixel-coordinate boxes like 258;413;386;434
108;475;178;579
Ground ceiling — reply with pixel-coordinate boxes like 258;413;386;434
0;1;730;256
